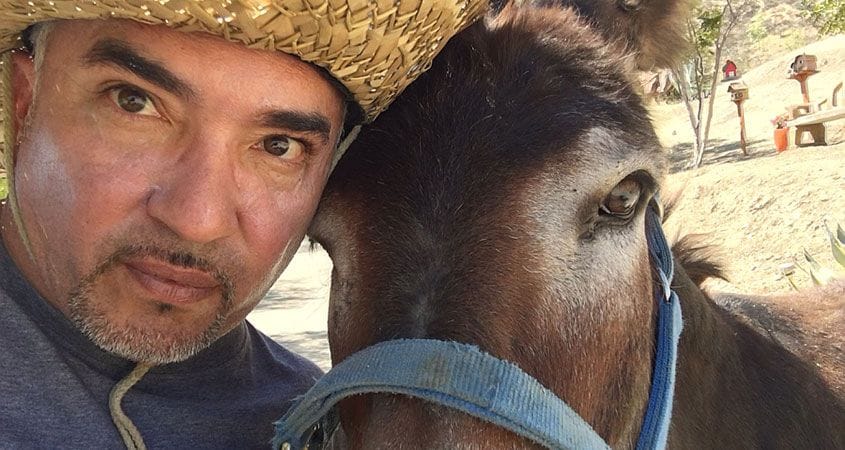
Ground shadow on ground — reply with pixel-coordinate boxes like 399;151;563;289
668;138;777;173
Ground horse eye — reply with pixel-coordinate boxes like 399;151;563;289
600;178;642;220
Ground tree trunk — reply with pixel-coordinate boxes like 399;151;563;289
697;3;737;168
696;44;723;168
673;65;699;132
692;56;707;168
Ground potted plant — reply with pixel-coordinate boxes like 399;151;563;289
772;113;790;152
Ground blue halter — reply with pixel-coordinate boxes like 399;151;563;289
273;202;682;450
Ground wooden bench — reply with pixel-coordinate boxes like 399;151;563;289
786;82;845;146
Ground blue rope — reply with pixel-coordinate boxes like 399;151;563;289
273;203;682;450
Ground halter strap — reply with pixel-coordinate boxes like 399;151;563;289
637;203;683;450
273;339;610;449
273;202;682;450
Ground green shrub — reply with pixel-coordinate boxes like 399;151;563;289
748;16;768;41
803;0;845;35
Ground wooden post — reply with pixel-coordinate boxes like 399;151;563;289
727;82;749;156
734;99;747;155
788;55;818;107
793;72;812;104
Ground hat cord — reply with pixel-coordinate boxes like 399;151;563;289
108;362;153;450
330;125;362;173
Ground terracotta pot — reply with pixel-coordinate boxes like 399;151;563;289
774;127;789;152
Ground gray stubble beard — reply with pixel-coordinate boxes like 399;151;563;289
67;244;235;365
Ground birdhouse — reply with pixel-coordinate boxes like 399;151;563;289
790;54;817;74
722;60;739;80
727;82;749;102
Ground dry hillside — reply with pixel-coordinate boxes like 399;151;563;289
653;35;845;295
721;0;824;69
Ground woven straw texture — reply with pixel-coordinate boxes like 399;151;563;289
0;0;486;121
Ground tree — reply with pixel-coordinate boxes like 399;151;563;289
673;1;741;168
803;0;845;35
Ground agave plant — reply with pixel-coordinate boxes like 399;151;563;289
0;167;6;199
790;221;845;289
826;221;845;269
803;249;839;286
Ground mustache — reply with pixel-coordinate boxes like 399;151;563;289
87;243;236;301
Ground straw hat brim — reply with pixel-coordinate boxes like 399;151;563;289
0;0;487;122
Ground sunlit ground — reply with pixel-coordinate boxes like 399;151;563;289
248;242;332;370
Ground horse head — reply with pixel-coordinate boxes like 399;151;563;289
309;1;695;447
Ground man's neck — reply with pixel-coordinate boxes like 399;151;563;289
0;200;66;316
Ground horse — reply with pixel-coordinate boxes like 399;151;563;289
306;1;845;448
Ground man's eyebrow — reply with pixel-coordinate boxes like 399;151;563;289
260;111;332;144
83;38;197;99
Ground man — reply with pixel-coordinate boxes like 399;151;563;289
0;1;484;448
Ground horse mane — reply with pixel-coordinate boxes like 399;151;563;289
671;234;729;286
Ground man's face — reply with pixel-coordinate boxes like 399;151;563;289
3;20;345;363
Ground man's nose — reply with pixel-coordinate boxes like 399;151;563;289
146;136;239;244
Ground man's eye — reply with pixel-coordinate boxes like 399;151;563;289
262;135;305;160
109;86;159;116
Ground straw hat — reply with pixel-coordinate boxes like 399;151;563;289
0;0;487;122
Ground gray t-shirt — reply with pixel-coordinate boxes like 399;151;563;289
0;242;323;449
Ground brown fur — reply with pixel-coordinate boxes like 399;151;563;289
493;0;690;70
671;237;844;396
711;282;845;397
310;2;844;448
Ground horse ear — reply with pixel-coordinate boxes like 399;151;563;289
611;0;693;70
513;0;693;70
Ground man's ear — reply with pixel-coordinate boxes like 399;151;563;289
10;50;36;141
